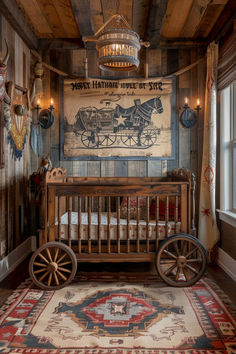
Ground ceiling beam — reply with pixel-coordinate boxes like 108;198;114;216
39;38;84;51
159;38;208;48
69;0;94;37
0;0;38;49
146;0;168;48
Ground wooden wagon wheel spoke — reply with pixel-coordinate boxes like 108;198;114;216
164;263;177;276
185;263;199;275
175;266;181;281
33;262;47;267
56;270;67;281
29;242;77;290
39;270;50;282
38;252;49;264
163;249;177;259
156;234;208;287
58;261;72;266
34;268;48;274
185;246;198;259
48;273;52;286
186;258;203;263
58;267;72;273
54;248;59;262
173;241;180;256
54;271;59;286
46;248;53;262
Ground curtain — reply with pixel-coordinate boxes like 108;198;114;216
198;42;219;260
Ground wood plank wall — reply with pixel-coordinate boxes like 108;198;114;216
0;15;32;258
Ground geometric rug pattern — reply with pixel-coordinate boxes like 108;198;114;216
0;278;235;353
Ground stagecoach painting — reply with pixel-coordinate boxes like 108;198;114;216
62;78;174;159
73;97;163;149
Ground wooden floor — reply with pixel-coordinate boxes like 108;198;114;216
0;256;235;308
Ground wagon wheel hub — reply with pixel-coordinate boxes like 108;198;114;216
48;262;58;272
177;255;186;268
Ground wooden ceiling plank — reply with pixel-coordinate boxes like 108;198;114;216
146;0;168;48
70;0;94;37
51;0;80;38
35;0;67;38
119;0;133;27
132;0;150;39
15;0;53;36
101;0;116;23
0;0;38;48
180;0;211;38
161;0;194;38
90;0;104;34
194;3;227;38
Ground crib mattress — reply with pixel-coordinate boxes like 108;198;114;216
55;212;181;240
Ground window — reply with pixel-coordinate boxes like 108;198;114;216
219;82;236;226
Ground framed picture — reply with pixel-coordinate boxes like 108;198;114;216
60;77;176;161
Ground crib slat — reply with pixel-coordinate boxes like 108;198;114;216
68;196;72;248
165;196;169;237
155;196;159;249
48;186;55;242
88;196;91;253
181;184;188;232
98;196;101;253
78;196;82;254
127;196;130;253
107;196;111;254
175;196;178;234
117;197;120;254
146;196;150;253
58;196;61;242
136;197;140;253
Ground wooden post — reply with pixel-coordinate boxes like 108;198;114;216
181;184;188;233
48;186;55;242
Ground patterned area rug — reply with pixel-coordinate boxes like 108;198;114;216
0;276;235;353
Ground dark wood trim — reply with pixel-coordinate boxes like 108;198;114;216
39;38;84;51
146;0;168;49
0;0;38;49
69;0;94;37
159;39;208;48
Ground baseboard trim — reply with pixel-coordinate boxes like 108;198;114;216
217;247;236;282
0;236;37;283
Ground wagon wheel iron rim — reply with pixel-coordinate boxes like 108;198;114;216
156;234;208;287
29;242;77;290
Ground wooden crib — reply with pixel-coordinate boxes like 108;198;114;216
29;167;208;290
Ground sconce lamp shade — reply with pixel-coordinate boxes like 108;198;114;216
95;14;140;72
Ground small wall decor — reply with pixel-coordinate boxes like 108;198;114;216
36;98;54;129
180;97;201;128
8;93;28;159
62;77;176;160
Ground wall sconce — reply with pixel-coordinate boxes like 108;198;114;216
180;97;201;128
36;98;54;129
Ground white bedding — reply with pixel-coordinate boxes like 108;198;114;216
55;212;181;240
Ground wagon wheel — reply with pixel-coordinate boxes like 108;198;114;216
156;234;208;287
121;133;138;146
29;242;77;290
140;129;157;147
99;134;116;146
81;131;98;148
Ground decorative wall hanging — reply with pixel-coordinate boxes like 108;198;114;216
61;77;176;160
8;93;28;159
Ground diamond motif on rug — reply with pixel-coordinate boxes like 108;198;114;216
55;289;184;336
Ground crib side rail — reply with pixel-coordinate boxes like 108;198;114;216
43;180;190;257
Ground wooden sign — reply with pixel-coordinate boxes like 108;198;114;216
61;77;176;160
